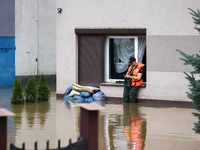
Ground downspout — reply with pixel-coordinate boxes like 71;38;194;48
35;0;39;75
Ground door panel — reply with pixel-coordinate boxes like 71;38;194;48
0;37;15;87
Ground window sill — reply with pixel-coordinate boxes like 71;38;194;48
100;82;146;88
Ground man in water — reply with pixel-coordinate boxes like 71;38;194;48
123;57;145;102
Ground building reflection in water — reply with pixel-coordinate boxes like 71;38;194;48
105;103;146;150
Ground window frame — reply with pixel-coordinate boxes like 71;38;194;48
104;36;139;82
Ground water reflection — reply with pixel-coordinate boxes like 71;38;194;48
123;103;146;150
11;104;24;130
25;103;37;129
104;103;146;150
11;101;50;130
36;101;50;129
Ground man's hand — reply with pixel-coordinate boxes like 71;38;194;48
124;73;142;80
124;75;131;79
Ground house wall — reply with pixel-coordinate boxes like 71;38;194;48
15;0;56;76
56;0;200;101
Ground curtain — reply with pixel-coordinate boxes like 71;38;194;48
113;37;146;73
114;38;134;73
138;37;146;63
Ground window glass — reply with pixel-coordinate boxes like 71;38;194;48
105;36;139;82
110;38;135;79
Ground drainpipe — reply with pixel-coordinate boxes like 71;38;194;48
35;58;38;75
35;0;39;75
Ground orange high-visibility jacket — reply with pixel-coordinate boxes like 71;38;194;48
126;62;145;86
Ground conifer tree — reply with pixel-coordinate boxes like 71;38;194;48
36;75;51;101
177;8;200;134
25;76;37;103
11;78;25;104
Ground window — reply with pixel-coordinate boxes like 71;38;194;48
105;36;146;82
75;29;146;86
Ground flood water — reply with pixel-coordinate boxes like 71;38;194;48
1;85;200;150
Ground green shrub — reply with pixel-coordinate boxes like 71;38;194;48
36;75;50;101
25;76;37;103
11;78;25;104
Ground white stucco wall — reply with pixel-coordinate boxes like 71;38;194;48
56;0;200;101
15;0;56;76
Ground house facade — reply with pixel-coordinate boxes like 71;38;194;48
56;0;200;102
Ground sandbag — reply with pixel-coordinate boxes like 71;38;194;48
93;90;106;102
65;86;72;95
71;84;100;93
93;90;105;97
85;97;94;102
63;96;73;101
93;96;106;102
73;96;84;102
71;86;82;92
81;91;91;98
68;90;80;97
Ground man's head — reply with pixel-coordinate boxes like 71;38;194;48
129;57;136;66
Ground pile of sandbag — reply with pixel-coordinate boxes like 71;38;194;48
63;84;106;102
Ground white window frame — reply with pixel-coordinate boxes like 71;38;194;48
104;36;138;83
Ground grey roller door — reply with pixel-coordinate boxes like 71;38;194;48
78;35;104;87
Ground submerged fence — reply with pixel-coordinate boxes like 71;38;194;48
10;137;84;150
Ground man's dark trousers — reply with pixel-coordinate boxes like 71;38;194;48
123;86;139;103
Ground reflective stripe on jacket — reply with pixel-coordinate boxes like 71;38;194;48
126;62;145;86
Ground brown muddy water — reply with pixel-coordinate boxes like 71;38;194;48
1;85;200;150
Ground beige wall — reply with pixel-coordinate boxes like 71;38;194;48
148;36;200;72
56;0;200;101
